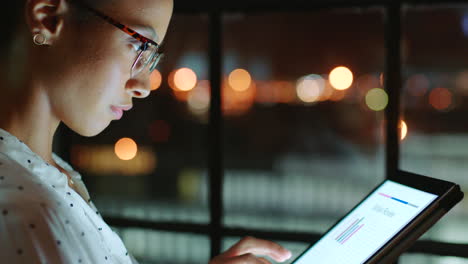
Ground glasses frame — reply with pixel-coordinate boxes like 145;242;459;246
70;0;163;78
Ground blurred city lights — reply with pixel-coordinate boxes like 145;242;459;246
365;88;388;111
296;74;325;103
405;74;430;97
223;78;256;116
115;138;138;161
462;14;468;37
188;80;211;115
319;79;334;101
329;88;346;102
455;70;468;95
400;120;408;141
150;70;162;91
72;145;156;176
173;67;198;91
274;81;296;103
228;69;252;92
178;169;203;202
329;66;353;90
356;74;381;100
429;88;452;111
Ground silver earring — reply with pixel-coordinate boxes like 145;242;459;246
33;34;47;45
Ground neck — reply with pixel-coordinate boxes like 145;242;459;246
0;81;61;165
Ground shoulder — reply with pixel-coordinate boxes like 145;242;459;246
0;152;39;185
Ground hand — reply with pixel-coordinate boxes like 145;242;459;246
209;236;292;264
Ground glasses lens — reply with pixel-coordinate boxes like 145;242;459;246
131;45;160;77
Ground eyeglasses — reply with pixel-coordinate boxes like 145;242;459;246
70;0;164;78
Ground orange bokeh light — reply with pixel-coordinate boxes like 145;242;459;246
114;138;138;161
173;68;197;91
228;69;252;92
329;66;353;90
150;70;162;91
429;88;452;111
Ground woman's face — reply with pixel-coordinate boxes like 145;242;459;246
39;0;173;137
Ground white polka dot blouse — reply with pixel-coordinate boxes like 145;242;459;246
0;128;139;264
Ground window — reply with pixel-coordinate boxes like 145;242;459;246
55;2;468;263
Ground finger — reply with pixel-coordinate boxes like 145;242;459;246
227;236;292;262
223;253;269;264
258;257;272;264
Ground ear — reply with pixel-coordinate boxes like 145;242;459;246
26;0;69;45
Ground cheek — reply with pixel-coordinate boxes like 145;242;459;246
57;55;128;136
85;58;128;116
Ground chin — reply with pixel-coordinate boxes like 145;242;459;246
65;119;111;138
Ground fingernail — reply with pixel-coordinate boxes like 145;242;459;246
284;250;292;259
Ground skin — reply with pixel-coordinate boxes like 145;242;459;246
0;0;292;263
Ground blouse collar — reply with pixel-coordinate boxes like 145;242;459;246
0;127;82;188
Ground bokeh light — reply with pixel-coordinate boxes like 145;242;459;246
319;79;334;101
400;120;408;141
296;74;325;103
365;88;388;111
429;88;452;111
228;69;252;92
329;88;346;102
405;74;430;97
188;80;211;115
329;66;353;90
115;138;138;161
379;73;385;87
173;67;197;91
223;77;256;116
356;74;381;100
73;145;156;176
462;14;468;37
150;70;162;91
455;70;468;95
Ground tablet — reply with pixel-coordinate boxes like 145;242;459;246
292;170;464;264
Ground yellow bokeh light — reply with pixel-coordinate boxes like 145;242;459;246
150;70;162;91
228;69;252;92
365;88;388;111
400;120;408;141
114;138;138;161
174;68;197;91
329;66;353;90
296;75;325;103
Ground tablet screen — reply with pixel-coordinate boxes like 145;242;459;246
293;180;438;264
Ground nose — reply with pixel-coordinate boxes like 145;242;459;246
125;76;151;99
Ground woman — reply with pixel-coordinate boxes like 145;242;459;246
0;0;292;263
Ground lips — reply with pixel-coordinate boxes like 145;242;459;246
110;106;124;120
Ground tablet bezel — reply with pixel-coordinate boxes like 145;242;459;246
291;169;460;264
